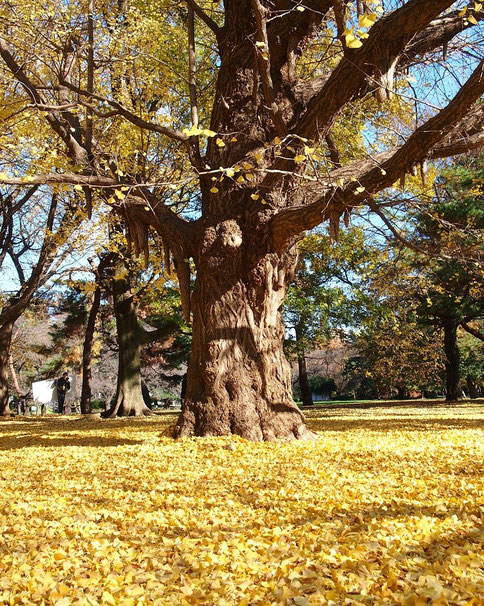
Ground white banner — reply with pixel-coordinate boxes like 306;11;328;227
32;375;79;409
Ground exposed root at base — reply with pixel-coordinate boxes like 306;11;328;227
101;396;153;418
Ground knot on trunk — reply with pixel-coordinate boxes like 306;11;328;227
219;220;243;249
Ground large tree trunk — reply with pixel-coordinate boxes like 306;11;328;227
443;318;460;402
102;257;151;418
295;326;313;407
80;284;101;414
174;222;315;441
0;322;14;416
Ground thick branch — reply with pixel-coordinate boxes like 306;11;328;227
270;58;484;249
139;320;180;345
294;0;455;138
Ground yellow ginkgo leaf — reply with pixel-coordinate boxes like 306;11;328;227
345;33;363;48
359;12;377;28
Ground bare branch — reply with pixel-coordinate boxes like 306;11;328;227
184;0;222;41
59;79;189;143
250;0;287;136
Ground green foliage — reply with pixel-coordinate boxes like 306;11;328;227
308;374;336;396
410;160;484;328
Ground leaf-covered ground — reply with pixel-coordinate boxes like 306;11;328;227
0;403;483;605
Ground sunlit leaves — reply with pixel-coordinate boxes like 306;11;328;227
0;404;483;604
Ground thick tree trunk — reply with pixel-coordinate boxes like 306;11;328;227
443;318;460;402
102;257;151;418
175;223;315;441
0;323;14;416
80;284;101;414
295;324;313;407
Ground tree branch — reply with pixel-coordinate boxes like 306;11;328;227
250;0;287;136
293;0;456;138
184;0;222;41
0;35;90;166
139;320;180;345
461;322;484;343
59;79;188;142
270;58;484;249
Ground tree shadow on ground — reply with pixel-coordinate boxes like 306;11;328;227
0;435;143;450
307;416;484;432
0;415;177;436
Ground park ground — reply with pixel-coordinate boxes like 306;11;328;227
0;403;483;605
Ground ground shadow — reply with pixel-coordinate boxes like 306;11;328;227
0;435;143;450
307;416;484;433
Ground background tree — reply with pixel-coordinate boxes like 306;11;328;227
1;0;483;437
410;162;484;400
0;188;84;415
459;329;484;398
284;227;379;405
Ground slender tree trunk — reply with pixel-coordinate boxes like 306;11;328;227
102;257;151;418
0;322;14;416
295;326;313;407
443;318;460;401
80;284;102;414
175;222;315;441
297;353;313;407
8;352;21;396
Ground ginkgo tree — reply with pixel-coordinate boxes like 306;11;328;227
0;0;483;438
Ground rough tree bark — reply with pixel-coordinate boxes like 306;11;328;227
443;317;460;401
0;322;14;416
174;217;316;441
295;325;313;407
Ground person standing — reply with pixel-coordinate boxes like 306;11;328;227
57;372;70;414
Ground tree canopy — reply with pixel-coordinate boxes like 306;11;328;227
0;0;483;436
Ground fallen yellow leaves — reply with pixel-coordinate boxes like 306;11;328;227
0;403;483;605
